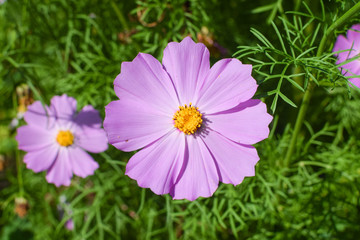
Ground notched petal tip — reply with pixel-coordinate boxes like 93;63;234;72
170;189;216;201
162;36;211;104
50;94;78;121
51;94;77;106
163;36;209;60
180;36;206;47
46;174;71;187
116;52;158;84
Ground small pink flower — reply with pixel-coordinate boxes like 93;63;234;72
333;24;360;88
65;219;74;230
104;37;272;201
16;94;108;186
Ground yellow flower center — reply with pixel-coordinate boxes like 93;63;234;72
173;103;203;135
56;130;74;147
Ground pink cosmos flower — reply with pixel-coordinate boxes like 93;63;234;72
65;219;74;230
104;37;272;201
16;94;108;187
333;24;360;88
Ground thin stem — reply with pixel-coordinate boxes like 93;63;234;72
294;0;301;11
111;1;129;31
284;2;360;166
14;90;24;196
16;149;24;196
284;82;314;166
111;1;141;52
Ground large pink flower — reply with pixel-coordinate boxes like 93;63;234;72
104;37;272;200
16;94;108;187
333;24;360;88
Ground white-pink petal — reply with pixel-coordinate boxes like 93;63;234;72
50;94;77;125
114;53;179;115
76;126;108;153
24;101;54;128
24;144;58;173
171;135;219;200
69;147;99;178
104;99;173;152
126;130;186;195
202;130;259;185
196;59;258;114
162;37;210;105
46;148;73;187
74;105;102;128
207;99;272;145
16;125;55;152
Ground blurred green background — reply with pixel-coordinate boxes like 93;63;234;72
1;0;360;239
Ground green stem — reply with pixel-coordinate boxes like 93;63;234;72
284;2;360;166
110;1;141;52
13;91;24;196
16;149;24;196
111;1;129;31
284;82;314;166
294;0;301;11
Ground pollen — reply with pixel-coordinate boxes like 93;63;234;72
56;130;74;147
173;103;203;135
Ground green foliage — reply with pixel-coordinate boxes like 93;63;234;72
1;0;360;239
235;1;350;113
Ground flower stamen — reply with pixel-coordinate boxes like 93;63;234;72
173;103;202;135
56;130;74;147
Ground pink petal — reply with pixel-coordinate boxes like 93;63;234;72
333;35;354;64
333;28;360;88
24;101;54;128
207;99;272;145
114;53;179;115
24;144;58;173
46;147;73;187
196;59;258;114
76;126;108;153
65;220;74;231
350;78;360;88
338;60;360;88
347;24;360;44
50;94;77;125
202;130;259;185
16;125;55;152
333;24;360;63
341;60;360;76
162;37;210;105
171;135;219;201
69;147;99;178
104;100;173;152
125;130;186;195
74;105;102;128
